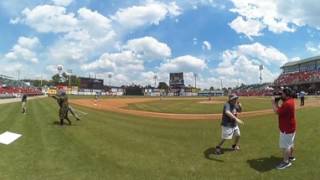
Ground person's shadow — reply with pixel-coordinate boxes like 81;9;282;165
52;121;73;126
203;147;235;162
247;156;282;172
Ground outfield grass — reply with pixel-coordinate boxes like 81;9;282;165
126;97;272;114
0;97;319;179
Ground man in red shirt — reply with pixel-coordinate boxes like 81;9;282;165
272;87;297;170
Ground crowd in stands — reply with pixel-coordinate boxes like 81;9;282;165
232;83;274;96
274;70;320;86
0;77;43;98
0;86;42;95
235;89;273;96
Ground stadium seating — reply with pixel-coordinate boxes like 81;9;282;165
0;77;43;98
274;70;320;86
232;83;274;96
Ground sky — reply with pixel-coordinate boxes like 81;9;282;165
1;0;320;88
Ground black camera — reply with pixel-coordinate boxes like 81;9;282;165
273;92;282;102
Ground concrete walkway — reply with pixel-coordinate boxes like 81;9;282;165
0;95;47;104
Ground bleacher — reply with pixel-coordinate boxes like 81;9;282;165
0;75;43;99
274;70;320;86
233;83;273;96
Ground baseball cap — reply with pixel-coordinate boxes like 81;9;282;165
282;87;294;97
58;89;66;96
229;93;239;101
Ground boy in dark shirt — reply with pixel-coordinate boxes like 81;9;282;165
21;94;27;114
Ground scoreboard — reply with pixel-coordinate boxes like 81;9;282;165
169;72;185;88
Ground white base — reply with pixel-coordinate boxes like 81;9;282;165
0;131;22;145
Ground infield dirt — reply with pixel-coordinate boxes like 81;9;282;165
70;97;320;120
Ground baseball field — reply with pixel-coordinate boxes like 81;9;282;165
0;96;319;180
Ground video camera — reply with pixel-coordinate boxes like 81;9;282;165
273;87;297;103
272;91;282;102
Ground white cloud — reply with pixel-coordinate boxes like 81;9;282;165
4;36;40;63
290;57;301;63
159;55;207;73
229;16;265;39
0;61;45;80
202;41;212;51
48;28;116;63
81;51;144;73
14;5;78;33
17;36;40;49
10;17;20;24
306;42;320;55
48;40;89;62
213;42;289;86
96;72;130;86
277;0;320;29
193;38;198;45
0;63;23;77
237;42;288;66
12;5;114;36
263;16;295;33
0;1;43;16
46;65;59;74
82;53;207;87
229;0;320;38
52;0;73;6
47;7;116;62
11;2;178;64
124;36;171;60
81;51;152;86
173;0;225;10
141;71;159;86
229;0;296;38
77;8;113;37
112;1;181;30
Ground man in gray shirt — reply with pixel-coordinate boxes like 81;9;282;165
215;94;244;155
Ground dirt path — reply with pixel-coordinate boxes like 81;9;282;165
70;98;320;120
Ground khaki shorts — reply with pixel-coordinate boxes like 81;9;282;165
221;126;240;140
279;132;295;149
22;102;26;109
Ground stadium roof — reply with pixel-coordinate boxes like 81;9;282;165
0;74;13;79
281;55;320;68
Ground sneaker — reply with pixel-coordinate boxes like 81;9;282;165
276;161;292;170
232;144;240;151
289;157;296;162
214;146;224;155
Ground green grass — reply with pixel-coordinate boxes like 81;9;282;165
0;97;319;179
126;97;272;114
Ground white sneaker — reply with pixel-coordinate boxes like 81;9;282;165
276;161;292;170
289;157;296;162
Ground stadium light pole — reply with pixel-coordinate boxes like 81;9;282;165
40;74;43;87
17;70;20;81
193;73;197;88
67;69;72;87
259;64;263;84
153;75;157;88
108;73;112;87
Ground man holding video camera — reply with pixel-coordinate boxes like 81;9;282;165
272;87;297;170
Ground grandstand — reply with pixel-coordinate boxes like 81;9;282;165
274;56;320;94
0;74;43;98
233;83;274;96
